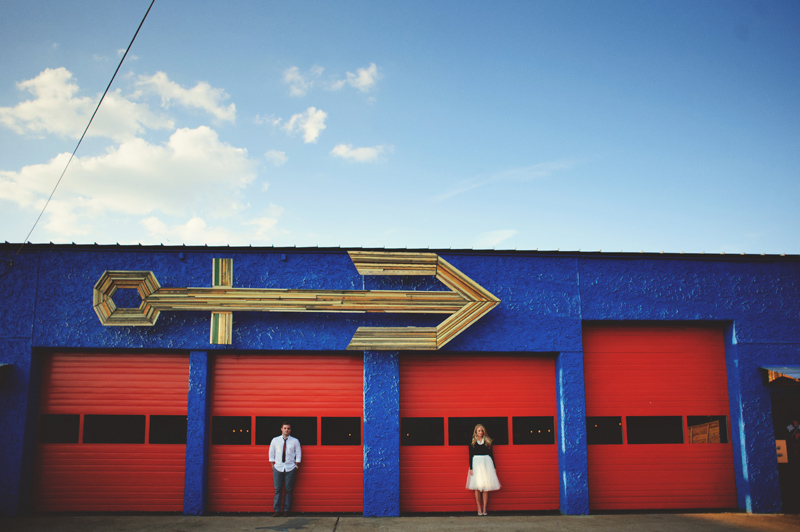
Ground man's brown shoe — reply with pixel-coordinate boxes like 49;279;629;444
272;511;281;517
283;511;291;517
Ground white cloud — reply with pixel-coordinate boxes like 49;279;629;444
244;204;285;238
41;198;92;237
246;216;278;233
142;216;245;245
330;143;390;162
142;202;286;245
0;67;289;245
255;114;282;126
282;107;327;143
346;63;380;92
436;160;577;201
329;63;381;93
283;66;324;97
474;230;518;248
137;71;236;122
265;150;288;166
141;215;168;235
283;67;311;97
117;49;138;60
0;67;172;141
0;126;257;237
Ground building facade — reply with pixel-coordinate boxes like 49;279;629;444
1;243;798;516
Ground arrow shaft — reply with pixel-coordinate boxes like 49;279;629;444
145;287;467;313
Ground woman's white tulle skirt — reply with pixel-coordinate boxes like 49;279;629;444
466;455;501;492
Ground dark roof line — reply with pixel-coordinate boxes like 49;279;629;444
2;241;798;261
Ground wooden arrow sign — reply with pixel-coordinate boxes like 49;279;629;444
93;251;499;350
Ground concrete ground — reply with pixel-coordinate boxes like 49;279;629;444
2;513;800;532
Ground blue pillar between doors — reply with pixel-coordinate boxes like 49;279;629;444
363;351;400;516
556;351;590;514
184;351;210;515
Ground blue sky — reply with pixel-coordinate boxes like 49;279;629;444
1;0;798;253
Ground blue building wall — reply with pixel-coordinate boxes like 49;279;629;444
0;245;798;516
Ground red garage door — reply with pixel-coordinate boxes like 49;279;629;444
34;353;189;512
208;353;363;512
400;353;559;512
583;325;737;510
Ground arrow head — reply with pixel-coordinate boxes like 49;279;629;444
346;252;499;350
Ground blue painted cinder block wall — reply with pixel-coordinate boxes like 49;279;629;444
0;244;798;516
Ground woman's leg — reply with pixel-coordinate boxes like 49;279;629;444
482;491;489;514
474;489;482;513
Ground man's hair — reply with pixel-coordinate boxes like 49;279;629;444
281;422;292;428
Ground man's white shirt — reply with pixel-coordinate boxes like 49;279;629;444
269;435;302;472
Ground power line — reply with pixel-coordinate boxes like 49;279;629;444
1;0;156;276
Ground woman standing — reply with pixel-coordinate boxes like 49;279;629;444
466;423;501;515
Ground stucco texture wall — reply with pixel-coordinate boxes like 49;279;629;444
0;245;798;515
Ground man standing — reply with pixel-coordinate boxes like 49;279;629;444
269;422;301;517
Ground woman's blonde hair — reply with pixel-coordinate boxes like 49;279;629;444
471;423;493;448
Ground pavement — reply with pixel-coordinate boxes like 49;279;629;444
2;513;800;532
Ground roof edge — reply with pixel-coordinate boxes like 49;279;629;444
2;242;799;261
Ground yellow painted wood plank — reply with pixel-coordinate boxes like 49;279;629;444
349;251;438;276
346;326;438;350
213;258;233;288
210;311;233;344
435;257;499;302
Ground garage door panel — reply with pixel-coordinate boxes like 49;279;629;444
400;353;558;512
400;449;559;511
34;353;189;512
584;326;736;510
401;358;554;408
590;493;738;510
493;447;559;507
35;444;186;511
208;446;362;512
583;328;720;350
41;354;189;415
209;354;363;512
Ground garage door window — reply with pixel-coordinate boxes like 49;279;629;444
586;416;623;444
513;416;555;444
83;415;145;444
256;416;318;445
149;415;188;444
38;414;80;444
687;416;728;444
212;416;251;445
448;417;508;446
626;416;684;444
321;417;361;445
401;417;445;446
